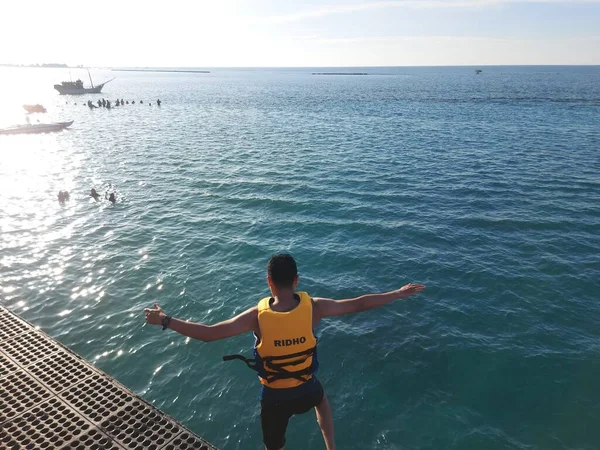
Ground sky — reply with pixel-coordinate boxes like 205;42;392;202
2;0;600;66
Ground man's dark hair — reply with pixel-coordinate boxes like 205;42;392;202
267;254;298;289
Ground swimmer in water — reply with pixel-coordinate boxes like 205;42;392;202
58;191;69;203
106;192;116;204
90;188;100;201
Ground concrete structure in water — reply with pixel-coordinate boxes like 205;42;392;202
0;305;218;449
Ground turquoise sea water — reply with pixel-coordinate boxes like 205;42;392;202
1;66;599;450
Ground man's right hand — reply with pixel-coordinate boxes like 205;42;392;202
144;303;167;326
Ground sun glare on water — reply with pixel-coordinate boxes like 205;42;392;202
0;68;82;237
0;68;58;127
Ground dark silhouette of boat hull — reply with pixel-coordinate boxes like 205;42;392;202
54;83;106;95
0;121;74;135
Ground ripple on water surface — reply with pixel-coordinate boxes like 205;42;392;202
1;66;599;450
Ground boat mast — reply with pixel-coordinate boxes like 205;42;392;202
87;68;94;88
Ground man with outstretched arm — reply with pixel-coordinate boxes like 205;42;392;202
144;253;426;450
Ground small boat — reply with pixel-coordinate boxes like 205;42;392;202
23;104;47;113
0;121;73;135
54;69;114;95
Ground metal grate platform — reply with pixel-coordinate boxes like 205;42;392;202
0;305;218;450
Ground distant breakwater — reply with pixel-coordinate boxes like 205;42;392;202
312;72;368;75
113;69;210;74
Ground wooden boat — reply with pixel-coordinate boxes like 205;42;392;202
54;69;114;95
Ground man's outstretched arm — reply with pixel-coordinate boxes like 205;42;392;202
144;303;258;342
313;283;426;320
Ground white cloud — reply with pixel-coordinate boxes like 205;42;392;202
250;0;600;25
2;0;598;66
316;33;600;44
299;34;600;66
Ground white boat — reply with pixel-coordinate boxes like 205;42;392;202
0;121;74;135
54;69;114;95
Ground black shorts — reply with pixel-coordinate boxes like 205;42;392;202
260;380;325;450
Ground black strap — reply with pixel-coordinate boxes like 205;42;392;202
222;354;258;371
223;346;316;383
263;346;316;383
262;346;316;362
263;364;313;383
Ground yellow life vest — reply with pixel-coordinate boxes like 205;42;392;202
254;292;318;389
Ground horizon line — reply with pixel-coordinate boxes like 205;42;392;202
2;63;600;69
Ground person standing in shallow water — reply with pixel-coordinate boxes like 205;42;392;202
144;253;426;450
